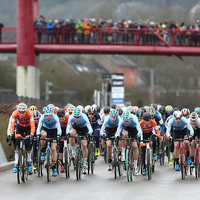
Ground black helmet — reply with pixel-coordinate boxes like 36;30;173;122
104;106;110;113
159;106;166;115
57;108;65;117
136;108;144;118
150;103;157;111
173;107;179;112
33;110;41;120
143;113;151;121
116;106;123;115
111;104;116;109
97;106;101;113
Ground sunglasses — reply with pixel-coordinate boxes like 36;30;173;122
45;114;52;117
89;113;95;115
18;111;26;114
59;116;65;118
175;118;181;120
74;116;80;119
124;119;131;123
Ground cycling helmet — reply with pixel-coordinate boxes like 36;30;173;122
33;110;41;120
57;108;65;117
97;106;101;113
43;106;53;115
194;107;200;114
68;105;75;114
127;106;134;113
190;112;198;121
17;103;27;111
111;104;116;109
13;105;18;111
29;105;37;111
92;104;97;110
157;104;162;111
147;107;156;118
73;107;82;118
143;106;149;112
122;110;131;121
159;106;166;115
166;105;173;114
136;108;144;118
173;110;182;119
141;107;146;113
84;105;90;112
143;113;151;121
150;103;157;111
181;108;190;116
173;107;179;111
133;106;138;113
104;106;110;113
47;104;55;108
116;106;123;115
100;108;104;115
121;106;127;112
110;109;119;117
88;105;96;114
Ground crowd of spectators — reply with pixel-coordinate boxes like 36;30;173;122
0;21;4;43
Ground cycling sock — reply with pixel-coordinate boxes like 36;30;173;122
175;158;179;165
15;154;18;164
117;149;121;155
83;158;87;166
108;156;111;163
41;145;46;152
71;146;75;154
134;160;137;168
191;156;194;162
27;153;32;162
187;151;190;157
122;148;126;155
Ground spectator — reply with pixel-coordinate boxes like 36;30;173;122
102;21;108;44
112;22;118;44
83;18;91;44
75;21;83;44
0;21;4;43
47;19;55;43
35;19;43;44
65;19;70;43
69;19;75;44
91;19;97;44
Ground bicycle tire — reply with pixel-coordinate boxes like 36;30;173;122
64;147;69;178
180;149;185;179
37;146;41;177
113;148;117;179
162;140;165;165
195;148;199;178
17;150;22;184
46;149;51;182
79;149;83;180
126;148;129;181
87;144;91;174
22;151;27;183
129;148;133;181
104;143;107;163
147;149;151;180
75;147;79;180
91;144;95;174
137;147;141;174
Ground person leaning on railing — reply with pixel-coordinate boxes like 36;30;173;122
75;21;83;44
35;19;43;44
83;18;91;44
0;21;4;43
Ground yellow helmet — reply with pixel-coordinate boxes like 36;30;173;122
29;105;37;111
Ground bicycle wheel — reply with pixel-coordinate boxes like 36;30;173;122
22;151;27;183
113;148;117;179
126;148;129;182
147;149;151;180
195;148;199;178
46;149;51;182
75;147;79;180
79;149;83;180
180;149;185;179
104;143;107;163
161;140;165;165
37;146;41;177
64;147;69;178
129;149;133;181
91;144;95;174
137;147;141;174
17;150;22;184
87;144;91;174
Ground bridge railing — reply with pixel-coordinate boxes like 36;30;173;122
1;27;200;46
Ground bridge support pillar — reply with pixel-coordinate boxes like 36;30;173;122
17;0;40;99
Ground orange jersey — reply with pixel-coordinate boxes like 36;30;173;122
10;110;35;135
60;114;70;128
139;119;160;137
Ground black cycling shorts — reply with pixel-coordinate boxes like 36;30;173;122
122;126;138;139
173;128;188;141
193;129;200;139
72;125;88;138
59;128;66;153
105;126;118;139
41;126;57;143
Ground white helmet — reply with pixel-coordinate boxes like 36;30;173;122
181;108;190;116
68;105;75;114
17;103;27;111
173;111;182;119
77;105;84;112
47;104;55;108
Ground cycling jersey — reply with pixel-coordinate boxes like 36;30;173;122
161;111;171;123
190;118;200;130
116;114;142;137
139;119;161;137
60;114;70;129
100;115;120;135
36;114;62;136
86;112;101;130
166;117;194;137
153;111;165;132
10;110;35;135
66;113;93;135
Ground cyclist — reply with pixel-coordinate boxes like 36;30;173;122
116;110;142;176
116;106;123;118
57;108;69;173
32;110;41;171
194;107;200;117
181;108;190;119
165;105;173;114
100;109;120;171
166;111;194;171
67;105;75;115
189;112;200;167
136;108;144;122
10;103;35;174
29;105;37;112
36;106;62;177
127;106;134;114
67;107;93;175
86;105;101;157
139;112;161;175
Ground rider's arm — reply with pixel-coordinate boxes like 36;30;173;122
54;114;62;136
183;117;194;136
100;115;109;136
166;118;173;137
151;120;161;137
116;119;123;137
133;115;143;136
83;114;93;135
36;115;44;135
7;115;12;136
28;110;35;135
10;111;17;135
155;113;165;132
66;115;73;134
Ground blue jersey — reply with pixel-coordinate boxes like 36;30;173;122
161;111;171;123
86;112;101;130
116;114;142;137
66;113;93;135
100;115;120;135
166;117;194;137
153;111;165;132
37;114;62;136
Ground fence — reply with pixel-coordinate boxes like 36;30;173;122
0;93;65;107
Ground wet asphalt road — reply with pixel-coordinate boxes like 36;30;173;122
0;157;199;200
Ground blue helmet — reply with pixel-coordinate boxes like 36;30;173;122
73;107;82;118
110;109;118;117
194;107;200;114
43;106;53;115
122;110;131;121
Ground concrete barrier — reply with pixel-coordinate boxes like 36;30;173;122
0;161;14;172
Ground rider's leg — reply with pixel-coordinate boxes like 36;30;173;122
106;140;112;163
41;130;47;152
122;130;128;157
81;139;88;167
174;141;179;165
69;128;76;156
133;141;139;168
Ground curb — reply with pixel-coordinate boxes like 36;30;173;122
0;161;14;172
